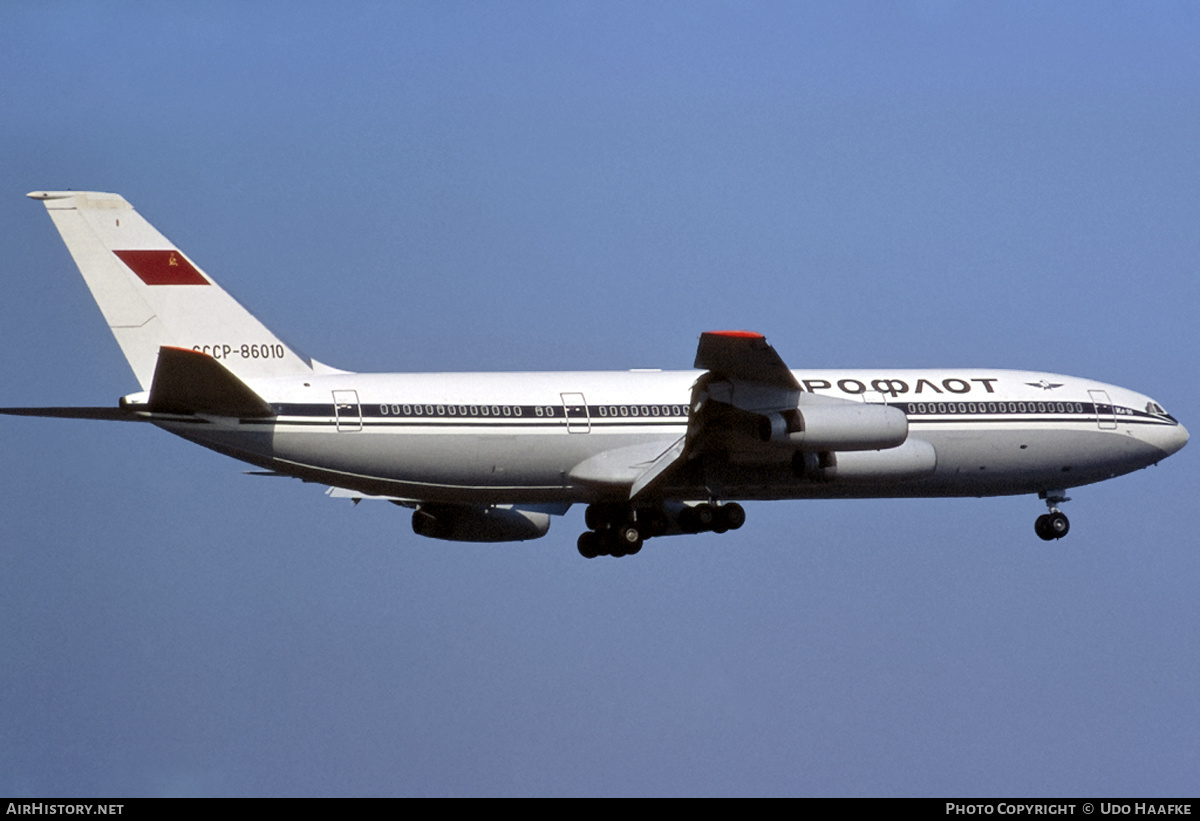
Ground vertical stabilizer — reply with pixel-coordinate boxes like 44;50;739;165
28;191;313;389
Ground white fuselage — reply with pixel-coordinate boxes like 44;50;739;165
155;367;1188;506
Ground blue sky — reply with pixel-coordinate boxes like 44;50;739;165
1;2;1197;796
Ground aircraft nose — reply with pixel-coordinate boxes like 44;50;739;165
1166;419;1189;456
1137;409;1188;460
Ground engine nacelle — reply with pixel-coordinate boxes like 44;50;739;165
792;437;937;482
412;504;551;542
760;402;908;451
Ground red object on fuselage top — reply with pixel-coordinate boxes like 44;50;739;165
113;250;209;286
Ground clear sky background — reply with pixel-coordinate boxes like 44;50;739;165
1;1;1197;797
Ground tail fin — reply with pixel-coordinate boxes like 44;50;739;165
28;191;314;389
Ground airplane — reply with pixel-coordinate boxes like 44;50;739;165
2;190;1188;558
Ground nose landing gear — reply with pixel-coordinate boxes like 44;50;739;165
1034;491;1071;541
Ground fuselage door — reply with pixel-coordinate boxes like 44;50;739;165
560;392;590;433
333;389;362;432
1088;389;1117;430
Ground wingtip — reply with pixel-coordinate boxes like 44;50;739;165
703;330;764;339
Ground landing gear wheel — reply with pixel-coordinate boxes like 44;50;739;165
678;506;700;533
614;524;643;555
720;503;746;531
1036;490;1072;541
1034;514;1051;540
640;507;669;538
1034;511;1070;541
577;531;600;558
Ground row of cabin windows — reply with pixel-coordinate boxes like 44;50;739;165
905;401;1087;415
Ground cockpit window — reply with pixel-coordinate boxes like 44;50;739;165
1146;401;1179;423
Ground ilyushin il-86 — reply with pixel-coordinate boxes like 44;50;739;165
3;191;1187;558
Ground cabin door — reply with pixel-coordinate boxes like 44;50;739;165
333;390;362;432
560;392;590;433
1088;389;1117;430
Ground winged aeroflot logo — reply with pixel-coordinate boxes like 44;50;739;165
1026;380;1064;391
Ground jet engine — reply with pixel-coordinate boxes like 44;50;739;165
412;504;551;542
758;401;908;451
792;437;938;482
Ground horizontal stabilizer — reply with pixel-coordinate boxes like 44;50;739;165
147;346;275;418
0;406;141;422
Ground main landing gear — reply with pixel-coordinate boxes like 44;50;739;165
1034;490;1071;541
577;502;746;558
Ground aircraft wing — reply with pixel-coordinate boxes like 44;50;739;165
629;331;910;500
693;330;800;391
630;331;803;500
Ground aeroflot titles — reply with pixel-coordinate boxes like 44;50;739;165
801;377;1000;396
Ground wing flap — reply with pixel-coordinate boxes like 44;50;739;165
628;436;687;499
